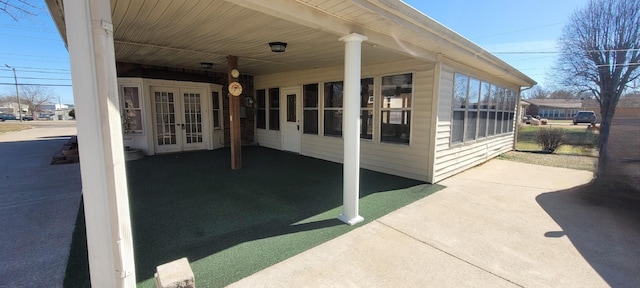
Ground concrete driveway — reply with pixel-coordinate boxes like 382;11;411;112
0;122;82;287
230;160;640;287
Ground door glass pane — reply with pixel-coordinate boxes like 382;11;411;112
155;91;177;146
287;94;296;122
183;93;203;144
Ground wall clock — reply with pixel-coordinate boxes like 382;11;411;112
230;68;240;78
228;81;243;96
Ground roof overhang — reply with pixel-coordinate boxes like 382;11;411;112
45;0;536;87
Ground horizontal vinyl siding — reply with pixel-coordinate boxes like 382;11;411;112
255;60;434;181
432;64;515;183
256;129;281;150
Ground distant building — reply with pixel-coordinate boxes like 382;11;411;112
524;96;640;120
40;103;70;111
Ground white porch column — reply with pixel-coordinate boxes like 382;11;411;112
337;33;367;226
65;0;136;287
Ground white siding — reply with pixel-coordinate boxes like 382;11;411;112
256;129;282;150
432;64;517;182
254;59;434;181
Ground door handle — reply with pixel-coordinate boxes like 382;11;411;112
297;124;300;131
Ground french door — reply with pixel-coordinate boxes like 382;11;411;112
152;87;207;153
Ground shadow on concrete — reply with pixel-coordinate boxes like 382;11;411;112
536;182;640;287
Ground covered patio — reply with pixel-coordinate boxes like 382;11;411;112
64;147;441;287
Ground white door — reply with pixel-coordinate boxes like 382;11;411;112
181;90;206;151
152;87;207;153
281;87;301;153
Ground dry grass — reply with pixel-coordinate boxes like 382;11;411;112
498;151;598;172
0;123;32;134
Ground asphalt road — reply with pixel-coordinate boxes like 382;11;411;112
0;121;81;287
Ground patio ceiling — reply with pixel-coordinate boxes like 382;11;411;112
109;0;417;75
47;0;536;86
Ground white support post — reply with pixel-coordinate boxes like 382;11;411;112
65;0;136;287
337;33;367;226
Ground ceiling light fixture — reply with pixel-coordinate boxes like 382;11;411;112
200;62;213;69
268;42;287;53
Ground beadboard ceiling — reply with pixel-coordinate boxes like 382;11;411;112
46;0;535;86
110;0;414;75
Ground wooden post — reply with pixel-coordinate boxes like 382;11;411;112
228;56;242;169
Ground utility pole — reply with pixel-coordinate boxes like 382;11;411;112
4;64;23;122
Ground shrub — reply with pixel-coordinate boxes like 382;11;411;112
535;128;565;153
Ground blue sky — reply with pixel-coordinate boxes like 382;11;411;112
0;0;588;104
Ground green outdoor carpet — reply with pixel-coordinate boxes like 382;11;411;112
64;146;442;287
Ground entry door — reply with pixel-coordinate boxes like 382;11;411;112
152;87;206;153
281;87;301;153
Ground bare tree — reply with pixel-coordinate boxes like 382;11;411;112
525;86;549;99
557;0;640;175
0;0;38;21
549;89;576;99
20;85;53;117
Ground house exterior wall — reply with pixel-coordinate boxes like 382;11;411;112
118;77;224;155
432;62;520;183
116;62;255;146
254;59;435;181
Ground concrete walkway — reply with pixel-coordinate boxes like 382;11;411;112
0;123;81;287
230;160;640;287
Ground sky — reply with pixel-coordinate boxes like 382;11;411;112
0;0;590;104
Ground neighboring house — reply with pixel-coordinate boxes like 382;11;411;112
45;0;536;286
525;97;640;120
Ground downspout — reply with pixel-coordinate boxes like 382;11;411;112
426;54;442;183
514;86;533;150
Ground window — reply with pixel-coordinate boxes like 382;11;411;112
269;88;280;131
303;83;318;134
380;73;412;144
324;81;343;136
488;84;499;136
451;73;516;144
256;89;266;129
212;91;221;129
122;86;143;134
464;78;480;141
360;78;374;139
451;74;467;143
478;82;491;138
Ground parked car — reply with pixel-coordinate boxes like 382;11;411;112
0;113;18;121
573;111;597;125
22;115;34;121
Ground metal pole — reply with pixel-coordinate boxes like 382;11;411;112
5;64;23;122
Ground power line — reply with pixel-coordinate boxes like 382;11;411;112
5;66;70;72
0;76;71;81
0;83;72;87
471;22;565;41
1;52;68;59
492;48;640;55
0;34;61;41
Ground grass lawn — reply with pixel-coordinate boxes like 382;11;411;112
64;147;443;287
0;122;32;133
516;125;599;156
